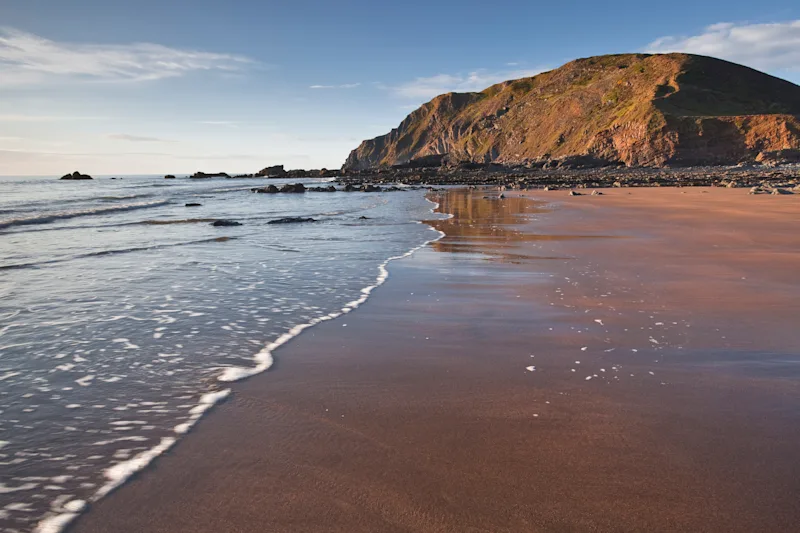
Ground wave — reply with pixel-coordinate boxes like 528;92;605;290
0;201;171;231
217;197;447;382
0;237;235;271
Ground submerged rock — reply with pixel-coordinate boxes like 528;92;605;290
212;220;242;227
267;217;316;224
185;203;202;207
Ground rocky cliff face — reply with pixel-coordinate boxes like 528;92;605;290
343;54;800;169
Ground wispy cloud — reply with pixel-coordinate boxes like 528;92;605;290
0;114;109;122
391;68;545;100
107;134;176;143
309;83;361;89
0;27;254;86
647;20;800;72
197;120;241;128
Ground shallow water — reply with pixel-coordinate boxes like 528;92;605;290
0;175;443;532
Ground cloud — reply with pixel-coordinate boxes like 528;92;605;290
0;27;254;86
0;114;109;121
197;121;241;128
107;134;176;143
646;20;800;72
309;83;361;89
391;68;545;100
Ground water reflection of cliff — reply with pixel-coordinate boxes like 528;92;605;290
426;190;557;263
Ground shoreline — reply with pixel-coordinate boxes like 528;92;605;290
32;194;449;533
68;187;800;533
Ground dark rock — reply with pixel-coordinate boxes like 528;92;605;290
60;171;92;180
212;220;242;227
252;184;280;194
185;203;202;207
164;175;176;179
358;216;369;220
255;165;287;178
191;171;230;179
279;183;306;193
267;217;315;224
360;184;381;192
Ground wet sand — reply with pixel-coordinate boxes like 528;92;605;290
71;188;800;533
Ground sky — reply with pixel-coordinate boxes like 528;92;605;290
1;0;799;175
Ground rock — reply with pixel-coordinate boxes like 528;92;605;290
771;188;793;195
279;183;306;193
60;171;92;180
360;184;381;192
191;172;230;179
358;216;369;220
212;220;242;227
749;186;766;195
185;203;202;207
344;184;357;192
252;185;279;194
164;175;176;179
267;217;315;224
255;165;287;178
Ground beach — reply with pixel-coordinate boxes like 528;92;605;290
68;187;800;533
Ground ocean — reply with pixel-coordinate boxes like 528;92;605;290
0;174;444;532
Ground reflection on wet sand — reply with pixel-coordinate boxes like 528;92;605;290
427;189;615;262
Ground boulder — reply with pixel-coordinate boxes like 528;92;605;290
164;175;176;179
252;185;279;194
185;203;202;207
60;171;92;180
267;217;315;224
212;220;242;227
279;183;306;193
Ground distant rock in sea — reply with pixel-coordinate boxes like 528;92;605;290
267;217;316;224
60;171;93;180
255;165;287;178
212;220;242;227
191;172;230;179
164;174;177;179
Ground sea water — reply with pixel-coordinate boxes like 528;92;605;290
0;174;443;532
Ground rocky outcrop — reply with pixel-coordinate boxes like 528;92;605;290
191;172;230;179
255;165;287;177
60;171;92;180
344;53;800;169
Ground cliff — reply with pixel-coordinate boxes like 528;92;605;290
343;54;800;169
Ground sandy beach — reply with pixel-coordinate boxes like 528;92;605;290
70;187;800;533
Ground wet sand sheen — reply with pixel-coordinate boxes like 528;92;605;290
70;188;800;533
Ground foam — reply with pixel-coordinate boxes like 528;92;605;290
218;199;447;383
173;389;231;434
34;500;86;533
93;437;176;499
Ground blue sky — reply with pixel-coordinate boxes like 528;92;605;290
1;0;799;175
